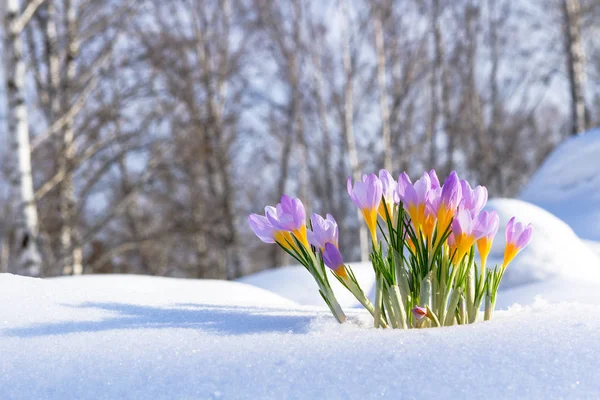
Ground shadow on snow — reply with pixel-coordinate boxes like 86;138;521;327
3;302;319;338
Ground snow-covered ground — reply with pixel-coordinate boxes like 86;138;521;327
3;131;600;399
2;272;600;400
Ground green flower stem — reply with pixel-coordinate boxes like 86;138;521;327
426;306;441;327
343;276;388;328
466;263;475;321
393;251;411;307
382;287;399;329
444;288;463;326
417;272;432;328
374;275;384;328
319;285;346;324
384;282;408;329
484;293;496;321
388;283;408;329
458;298;467;325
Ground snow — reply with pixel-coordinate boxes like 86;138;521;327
2;273;600;399
521;127;600;241
238;263;376;308
484;198;600;288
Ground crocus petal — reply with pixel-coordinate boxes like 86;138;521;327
308;213;339;249
505;217;515;244
248;214;276;243
412;306;428;320
397;172;412;202
440;171;462;210
503;218;533;268
516;224;533;249
428;169;441;189
379;169;398;204
323;242;344;271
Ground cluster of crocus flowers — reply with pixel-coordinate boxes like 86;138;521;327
249;169;532;329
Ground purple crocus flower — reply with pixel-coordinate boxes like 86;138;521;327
402;172;432;228
412;305;428;321
267;195;306;232
307;213;338;250
379;169;398;219
460;180;488;217
474;210;500;240
248;210;278;244
322;242;347;278
474;210;500;270
249;206;297;251
262;195;309;248
347;174;383;243
396;172;412;203
428;169;441;190
451;208;482;263
428;171;462;234
503;217;533;268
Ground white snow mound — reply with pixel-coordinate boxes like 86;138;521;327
484;198;600;288
238;263;376;307
520;127;600;241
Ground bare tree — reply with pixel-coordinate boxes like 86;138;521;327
340;0;368;262
5;0;45;276
562;0;588;135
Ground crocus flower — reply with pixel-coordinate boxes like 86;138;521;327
422;187;440;241
307;213;338;250
323;242;348;278
396;172;412;203
503;217;533;268
403;173;432;233
347;174;383;244
429;171;462;237
447;232;457;256
378;169;398;220
249;207;295;251
265;195;309;248
248;211;277;243
412;305;428;321
474;210;500;272
460;180;488;217
428;169;441;190
451;208;482;263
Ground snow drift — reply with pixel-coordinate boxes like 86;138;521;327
521;127;600;241
2;273;600;399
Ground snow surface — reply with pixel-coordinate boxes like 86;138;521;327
2;273;600;400
484;198;600;288
521;127;600;241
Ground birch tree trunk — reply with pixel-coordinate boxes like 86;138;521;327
59;0;82;275
6;0;43;276
562;0;588;136
341;0;368;262
373;10;392;172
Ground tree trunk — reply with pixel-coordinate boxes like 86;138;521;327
6;0;43;276
311;32;335;214
373;11;392;172
341;0;368;262
59;0;82;275
562;0;587;136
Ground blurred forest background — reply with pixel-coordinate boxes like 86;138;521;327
0;0;599;279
